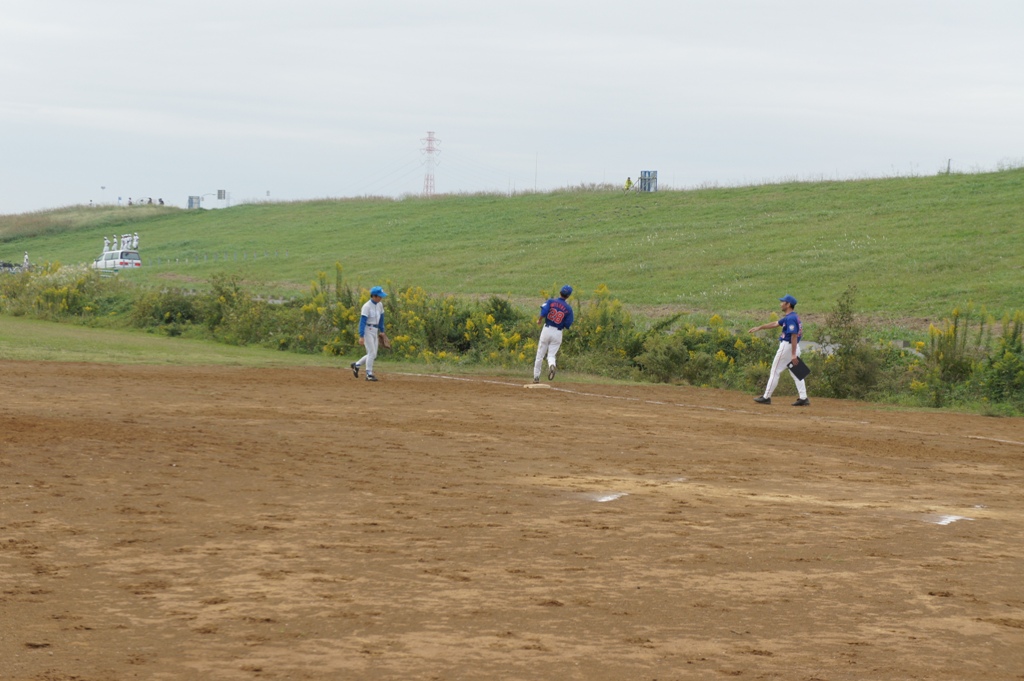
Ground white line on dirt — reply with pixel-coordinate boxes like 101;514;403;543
967;435;1024;446
395;372;1023;448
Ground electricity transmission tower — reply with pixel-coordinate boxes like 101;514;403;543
421;131;440;196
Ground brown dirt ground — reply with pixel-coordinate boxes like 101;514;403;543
2;360;1023;681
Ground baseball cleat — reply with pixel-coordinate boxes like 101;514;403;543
533;377;540;384
792;398;810;406
350;362;359;378
753;396;771;404
365;374;378;382
548;365;556;380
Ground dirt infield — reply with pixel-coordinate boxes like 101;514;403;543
2;360;1023;681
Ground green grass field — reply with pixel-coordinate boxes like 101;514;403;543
3;169;1023;322
0;316;341;366
0;316;634;386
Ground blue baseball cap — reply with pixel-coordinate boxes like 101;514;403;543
779;294;797;306
370;286;387;298
560;285;573;297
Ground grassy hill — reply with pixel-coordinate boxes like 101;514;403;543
3;169;1022;322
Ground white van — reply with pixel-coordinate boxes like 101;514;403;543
92;250;143;270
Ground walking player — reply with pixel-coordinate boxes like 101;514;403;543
533;285;574;383
351;286;387;382
748;294;810;406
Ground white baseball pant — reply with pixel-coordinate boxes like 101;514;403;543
355;327;380;376
762;340;807;400
534;325;563;380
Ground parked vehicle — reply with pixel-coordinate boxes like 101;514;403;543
92;250;142;270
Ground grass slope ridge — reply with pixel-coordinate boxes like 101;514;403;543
3;170;1022;319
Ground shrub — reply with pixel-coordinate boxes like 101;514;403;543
634;319;775;389
927;306;977;383
870;343;926;400
387;285;464;358
634;332;689;383
919;306;986;407
983;312;1024;407
293;264;360;354
130;289;201;332
83;278;137;322
0;263;138;322
563;284;644;361
0;269;32;315
816;285;881;399
680;351;718;386
483;295;524;328
199;273;270;345
460;304;535;366
27;264;98;319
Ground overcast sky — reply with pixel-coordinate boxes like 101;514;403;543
2;0;1022;214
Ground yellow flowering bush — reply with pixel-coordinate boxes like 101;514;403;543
2;262;1020;413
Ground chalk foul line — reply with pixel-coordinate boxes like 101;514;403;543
394;372;1022;448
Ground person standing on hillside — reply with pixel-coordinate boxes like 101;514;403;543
351;286;387;382
748;294;810;406
533;285;574;383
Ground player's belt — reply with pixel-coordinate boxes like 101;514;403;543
366;323;378;328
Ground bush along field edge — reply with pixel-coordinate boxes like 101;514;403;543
2;263;1022;415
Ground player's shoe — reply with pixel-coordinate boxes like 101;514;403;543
792;398;810;406
533;377;540;384
365;374;378;382
753;396;771;404
350;362;359;378
548;365;557;381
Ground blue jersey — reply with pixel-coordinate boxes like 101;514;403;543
778;311;802;343
540;297;574;330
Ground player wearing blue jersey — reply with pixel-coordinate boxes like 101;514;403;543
748;294;810;406
351;286;387;382
533;285;574;383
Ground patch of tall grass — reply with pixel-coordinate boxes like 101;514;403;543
0;205;179;242
3;264;1021;413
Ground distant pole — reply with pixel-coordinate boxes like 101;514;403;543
422;131;440;196
535;153;538;191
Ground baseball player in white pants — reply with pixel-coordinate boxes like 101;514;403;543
533;285;574;383
749;294;809;406
358;327;380;377
351;286;387;382
763;339;807;402
534;325;564;381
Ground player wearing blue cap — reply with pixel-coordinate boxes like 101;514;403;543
351;286;387;382
748;294;810;406
533;285;574;383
